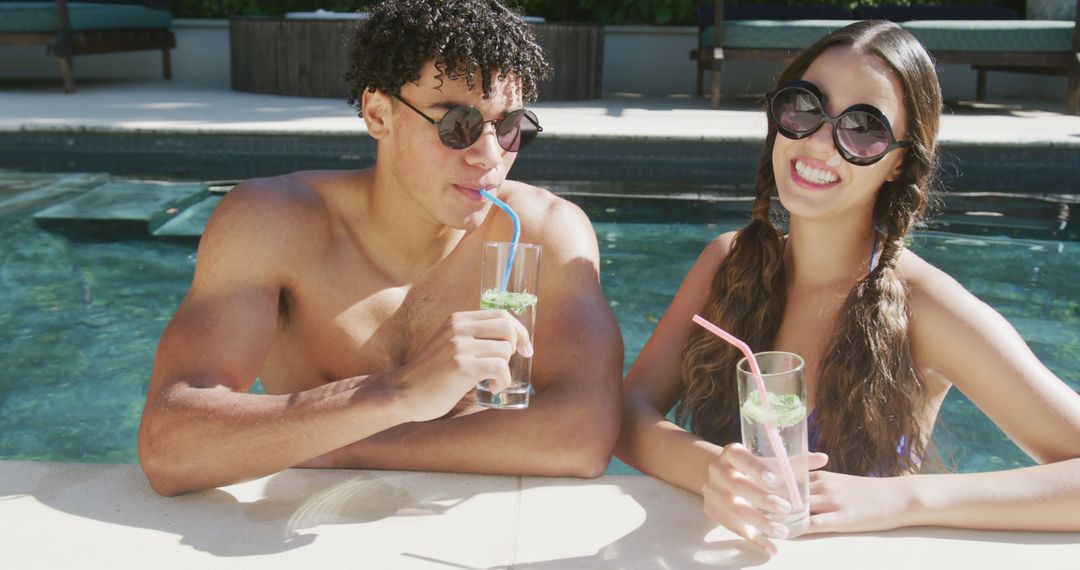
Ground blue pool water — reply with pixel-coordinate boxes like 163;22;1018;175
1;174;1078;475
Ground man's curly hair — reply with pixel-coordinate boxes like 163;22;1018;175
345;0;552;115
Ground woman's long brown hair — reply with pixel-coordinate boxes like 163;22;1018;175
679;20;942;476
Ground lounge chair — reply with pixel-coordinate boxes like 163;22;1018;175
0;0;175;93
691;0;1080;114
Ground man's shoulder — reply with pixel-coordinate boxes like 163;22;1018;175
224;170;345;209
499;179;555;205
216;170;363;227
203;170;364;255
499;180;586;226
492;181;595;257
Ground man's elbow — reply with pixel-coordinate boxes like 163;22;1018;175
141;466;187;497
137;420;195;497
138;445;186;497
552;412;620;478
570;445;611;478
538;441;610;478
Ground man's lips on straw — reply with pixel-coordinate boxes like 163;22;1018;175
457;181;502;200
453;184;484;202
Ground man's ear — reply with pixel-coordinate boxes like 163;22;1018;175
362;89;392;140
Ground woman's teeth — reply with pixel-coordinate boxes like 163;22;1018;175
795;160;838;184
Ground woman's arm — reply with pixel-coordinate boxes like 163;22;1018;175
616;233;801;554
809;255;1080;533
616;234;731;489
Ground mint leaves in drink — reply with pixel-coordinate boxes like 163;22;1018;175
481;289;537;315
741;391;806;428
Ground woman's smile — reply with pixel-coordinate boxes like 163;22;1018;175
790;158;840;190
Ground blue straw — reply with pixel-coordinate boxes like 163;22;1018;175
479;189;520;290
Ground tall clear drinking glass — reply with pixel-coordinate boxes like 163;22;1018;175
476;241;541;409
736;351;809;537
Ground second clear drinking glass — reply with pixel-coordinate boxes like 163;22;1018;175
736;351;810;537
476;241;541;409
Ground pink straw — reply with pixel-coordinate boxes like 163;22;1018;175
691;314;804;510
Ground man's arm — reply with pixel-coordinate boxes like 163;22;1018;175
138;182;405;495
326;193;624;477
138;181;529;495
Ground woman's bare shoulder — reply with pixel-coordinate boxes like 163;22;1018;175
896;248;1012;363
895;249;972;312
680;230;737;281
704;231;738;263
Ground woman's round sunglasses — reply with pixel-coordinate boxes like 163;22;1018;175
394;94;542;153
766;80;910;166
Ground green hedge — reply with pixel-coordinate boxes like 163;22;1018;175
172;0;1024;26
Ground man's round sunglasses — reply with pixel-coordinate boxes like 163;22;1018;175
394;94;542;153
766;80;911;166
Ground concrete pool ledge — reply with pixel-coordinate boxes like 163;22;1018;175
1;461;1076;569
3;82;1080;145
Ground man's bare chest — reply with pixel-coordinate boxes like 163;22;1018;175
261;257;481;391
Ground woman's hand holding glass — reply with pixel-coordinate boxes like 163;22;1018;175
702;443;828;555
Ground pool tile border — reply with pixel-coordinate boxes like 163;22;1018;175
1;131;1078;193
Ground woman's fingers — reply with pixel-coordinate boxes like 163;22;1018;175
703;444;793;555
808;472;840;513
704;495;782;554
806;511;846;535
709;444;792;514
713;468;792;515
808;452;829;470
743;524;779;556
716;443;778;487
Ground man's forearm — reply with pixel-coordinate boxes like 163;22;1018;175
333;380;620;478
139;376;405;495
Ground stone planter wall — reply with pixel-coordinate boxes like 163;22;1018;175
531;23;604;101
228;18;604;102
229;17;356;98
